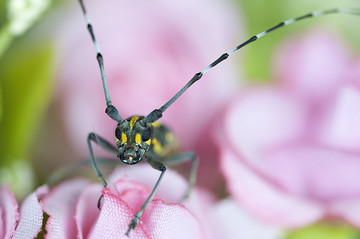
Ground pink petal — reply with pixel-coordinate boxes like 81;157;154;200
113;179;152;212
90;187;203;239
110;165;214;238
0;187;19;239
218;87;360;227
43;179;89;239
348;60;360;89
318;84;360;151
209;199;282;239
330;199;360;227
0;208;3;238
182;188;216;239
218;88;324;227
75;184;102;239
89;187;148;239
264;144;360;202
274;29;351;104
220;149;323;228
222;88;306;172
141;200;203;239
108;164;188;203
12;185;48;239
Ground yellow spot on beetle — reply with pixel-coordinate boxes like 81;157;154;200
152;138;163;154
135;133;141;145
130;116;139;129
165;132;174;142
151;121;161;128
121;132;127;144
145;139;151;145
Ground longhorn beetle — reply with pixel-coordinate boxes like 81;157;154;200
78;0;360;236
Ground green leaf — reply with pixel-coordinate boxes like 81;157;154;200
0;40;54;168
286;223;359;239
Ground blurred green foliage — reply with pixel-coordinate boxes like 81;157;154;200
0;0;54;194
234;0;360;81
0;41;53;166
286;223;360;239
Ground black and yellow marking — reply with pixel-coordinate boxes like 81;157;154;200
149;123;178;158
114;116;176;156
121;132;127;144
115;131;127;144
130;116;139;129
135;133;141;144
144;138;151;145
151;121;161;128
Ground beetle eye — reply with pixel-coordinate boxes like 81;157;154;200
115;127;122;140
141;129;151;141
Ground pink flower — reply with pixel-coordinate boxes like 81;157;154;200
216;29;360;228
1;167;284;238
42;165;283;238
42;165;212;238
0;186;47;238
55;0;242;190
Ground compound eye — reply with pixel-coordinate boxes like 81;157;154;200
141;128;151;141
115;127;122;140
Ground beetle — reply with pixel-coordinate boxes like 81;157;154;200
77;1;360;235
